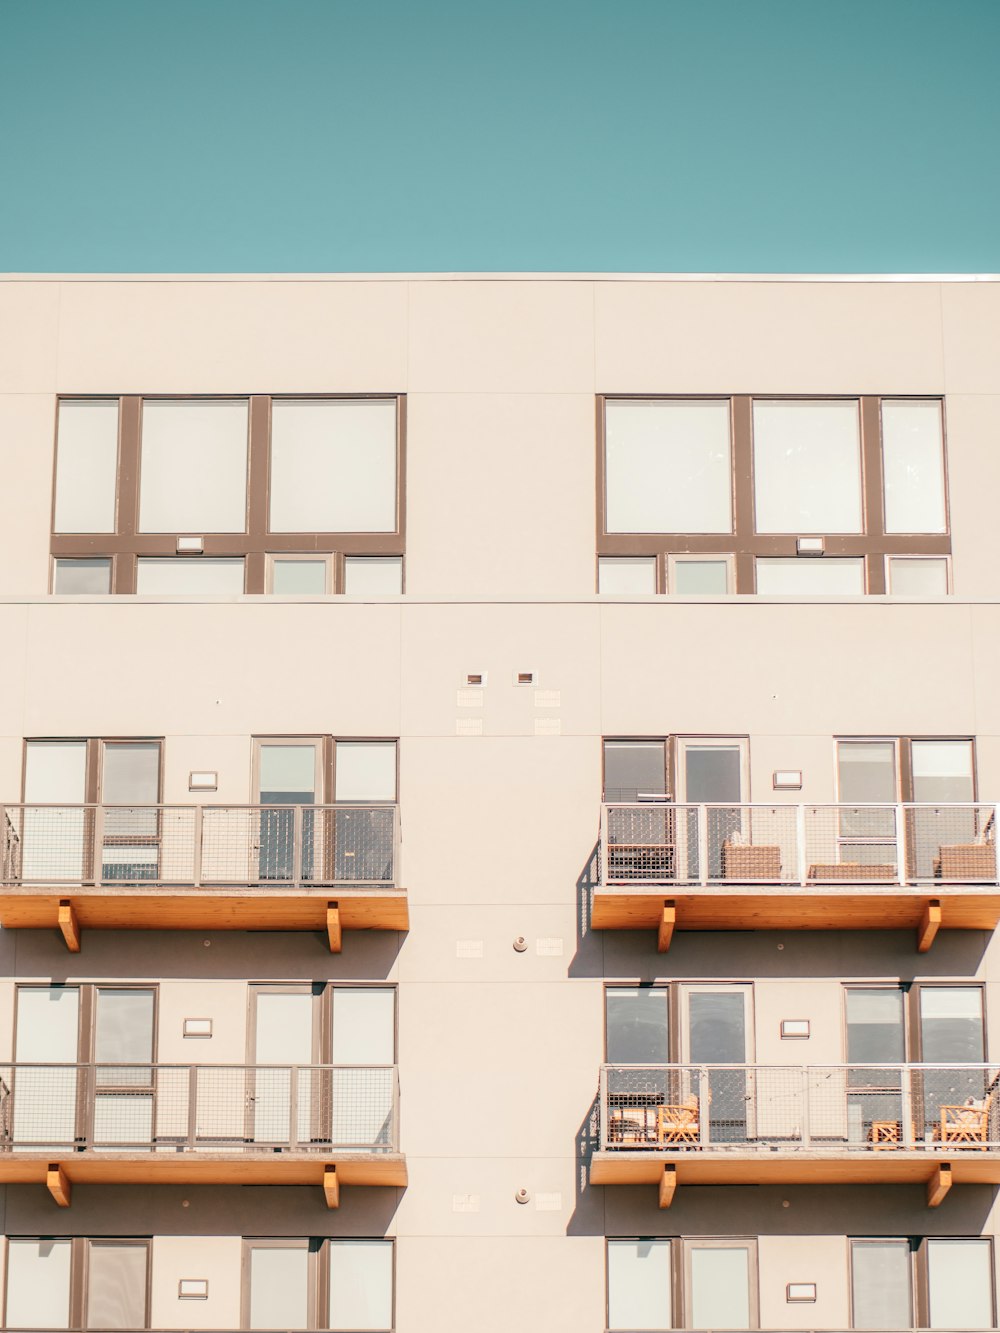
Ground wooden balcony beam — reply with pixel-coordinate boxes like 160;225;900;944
47;1164;71;1207
657;901;676;954
917;899;942;954
658;1164;676;1208
927;1162;952;1207
57;900;80;953
326;902;342;953
323;1165;339;1209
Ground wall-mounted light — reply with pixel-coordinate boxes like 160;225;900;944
176;536;204;554
781;1019;811;1039
796;537;824;556
178;1280;209;1300
786;1283;817;1303
188;771;218;792
773;770;803;790
183;1018;213;1038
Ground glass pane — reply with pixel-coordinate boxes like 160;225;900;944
24;740;87;802
753;399;862;533
838;741;896;803
16;985;79;1060
684;745;742;803
889;556;949;594
95;988;155;1065
689;1246;751;1329
87;1243;147;1329
920;987;984;1062
271;558;329;594
882;399;947;534
672;559;729;594
344;557;404;594
928;1239;994;1329
256;992;313;1065
102;742;160;804
688;990;747;1063
335;742;397;801
259;744;317;803
53;558;112;594
851;1240;912;1330
139;400;248;533
270;399;397;533
603;741;666;802
249;1247;309;1330
598;557;657;594
329;1240;394;1331
6;1238;71;1328
135;558;245;594
332;988;395;1064
54;400;119;533
606;988;669;1065
911;739;974;803
845;988;905;1063
607;1238;671;1331
755;557;865;594
605;399;732;533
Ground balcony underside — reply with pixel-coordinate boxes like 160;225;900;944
0;888;409;934
0;1151;407;1189
592;886;1000;935
591;1149;1000;1188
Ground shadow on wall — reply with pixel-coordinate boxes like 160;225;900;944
567;841;605;980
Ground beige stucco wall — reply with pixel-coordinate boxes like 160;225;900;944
2;274;1000;1330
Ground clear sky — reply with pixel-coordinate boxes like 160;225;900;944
1;0;998;273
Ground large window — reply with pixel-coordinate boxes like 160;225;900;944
4;1237;150;1330
51;395;405;594
607;1237;757;1331
598;395;950;594
243;1238;395;1331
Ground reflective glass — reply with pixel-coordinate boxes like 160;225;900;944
54;400;119;533
139;400;248;533
882;399;947;533
54;557;112;594
753;399;862;533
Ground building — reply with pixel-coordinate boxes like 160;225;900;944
0;271;999;1331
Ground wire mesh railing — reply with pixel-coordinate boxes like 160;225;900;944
600;803;998;886
599;1064;1000;1152
0;804;399;888
0;1064;399;1153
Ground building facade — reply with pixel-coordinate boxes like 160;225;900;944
0;272;999;1330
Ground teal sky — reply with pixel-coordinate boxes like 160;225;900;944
1;0;998;273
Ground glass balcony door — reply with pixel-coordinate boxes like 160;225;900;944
13;986;81;1147
255;740;322;882
680;984;754;1144
250;987;319;1147
676;737;747;879
22;740;88;882
90;988;156;1149
99;742;161;882
684;1239;756;1330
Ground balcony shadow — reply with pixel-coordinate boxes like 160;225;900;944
567;841;606;979
565;1088;606;1236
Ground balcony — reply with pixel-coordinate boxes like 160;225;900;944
591;1062;1000;1207
0;1061;405;1206
594;802;1000;951
0;804;407;949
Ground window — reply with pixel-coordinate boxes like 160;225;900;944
606;987;669;1065
242;1239;394;1331
598;395;950;594
3;1237;150;1330
887;555;950;594
50;395;405;594
606;1238;757;1332
926;1239;995;1329
598;556;658;594
851;1239;913;1330
52;558;112;595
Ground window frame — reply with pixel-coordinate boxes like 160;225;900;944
597;394;951;594
848;1236;915;1331
605;1235;760;1333
50;394;407;595
240;1236;396;1332
2;1235;152;1330
917;1235;997;1329
833;735;978;805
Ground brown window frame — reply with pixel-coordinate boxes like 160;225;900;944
2;1236;152;1330
596;394;951;594
240;1236;396;1331
834;735;979;804
605;1235;759;1333
51;394;407;594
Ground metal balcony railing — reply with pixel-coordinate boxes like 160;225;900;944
600;802;998;886
0;803;399;888
0;1063;399;1153
599;1063;1000;1153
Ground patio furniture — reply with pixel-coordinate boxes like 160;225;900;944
721;840;781;880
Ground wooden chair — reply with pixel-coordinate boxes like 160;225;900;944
938;1092;994;1148
656;1096;700;1146
934;810;996;880
721;840;781;881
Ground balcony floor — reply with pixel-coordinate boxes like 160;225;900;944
592;886;1000;934
591;1148;1000;1188
0;887;409;933
0;1151;407;1188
